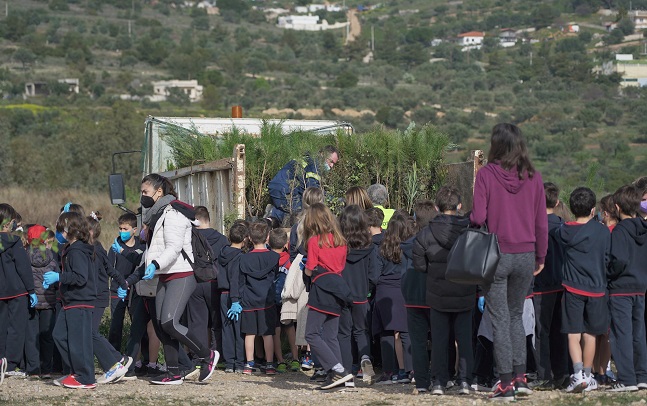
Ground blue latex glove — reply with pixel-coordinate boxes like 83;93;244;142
117;287;128;301
111;238;123;254
42;282;49;290
29;293;38;308
142;263;156;280
299;257;307;271
227;302;243;321
43;271;60;286
478;296;485;313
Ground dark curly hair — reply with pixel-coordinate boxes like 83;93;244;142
339;205;371;250
379;211;415;263
56;212;90;243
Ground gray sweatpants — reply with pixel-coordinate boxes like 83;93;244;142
484;252;534;377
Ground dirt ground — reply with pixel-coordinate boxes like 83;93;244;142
1;371;647;406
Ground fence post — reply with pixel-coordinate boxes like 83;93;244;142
472;150;484;190
232;144;246;220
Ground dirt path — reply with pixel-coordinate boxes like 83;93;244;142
346;9;361;43
2;371;647;405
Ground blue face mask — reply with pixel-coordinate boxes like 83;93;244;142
119;231;133;242
55;231;68;245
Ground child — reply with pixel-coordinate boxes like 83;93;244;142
373;212;415;385
268;228;297;373
0;204;37;381
303;203;353;389
532;182;568;390
338;204;378;385
86;217;131;384
186;206;228;369
555;187;610;393
366;207;384;247
108;212;144;353
25;225;58;379
237;220;280;375
607;185;647;392
413;188;475;395
44;212;97;389
405;199;436;394
219;221;248;373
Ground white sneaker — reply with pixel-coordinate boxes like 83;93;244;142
608;382;639;392
360;357;375;384
97;362;126;384
584;375;598;392
566;371;588;393
0;358;6;385
637;382;647;390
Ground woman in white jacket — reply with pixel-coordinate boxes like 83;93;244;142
139;174;218;385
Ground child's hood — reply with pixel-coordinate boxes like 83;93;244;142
430;214;470;250
218;245;242;267
241;250;279;279
401;236;415;262
28;247;55;268
346;245;374;264
0;233;21;255
556;218;598;253
617;217;647;246
198;228;228;248
62;240;95;259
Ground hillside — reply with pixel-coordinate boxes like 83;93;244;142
1;0;647;197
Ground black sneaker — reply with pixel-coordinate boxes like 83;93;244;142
458;381;472;395
198;350;219;383
514;375;533;396
488;383;515;402
150;372;183;385
320;370;354;390
311;368;328;382
134;365;147;377
146;364;162;377
529;379;554;391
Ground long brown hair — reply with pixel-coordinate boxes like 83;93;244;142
302;203;346;250
380;211;415;263
345;186;373;210
339;205;371;249
487;123;535;180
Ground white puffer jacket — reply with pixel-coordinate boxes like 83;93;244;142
146;205;194;275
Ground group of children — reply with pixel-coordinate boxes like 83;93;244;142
1;176;647;398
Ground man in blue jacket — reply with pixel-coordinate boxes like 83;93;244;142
267;145;339;222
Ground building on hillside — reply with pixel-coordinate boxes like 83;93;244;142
24;78;79;97
152;80;203;102
59;78;80;93
277;14;349;31
295;4;343;13
499;28;517;47
599;55;647;87
457;31;484;51
629;10;647;30
566;23;580;33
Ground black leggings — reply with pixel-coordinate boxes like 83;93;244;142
155;276;210;369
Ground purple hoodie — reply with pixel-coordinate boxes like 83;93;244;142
470;163;548;265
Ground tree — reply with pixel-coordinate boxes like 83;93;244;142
201;85;221;110
617;17;635;35
333;71;359;88
13;48;37;71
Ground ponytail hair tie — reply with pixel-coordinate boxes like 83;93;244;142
90;211;99;221
63;202;72;213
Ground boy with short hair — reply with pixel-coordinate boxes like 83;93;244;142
238;220;280;375
607;184;647;392
532;182;568;390
556;187;610;393
219;221;248;373
365;207;384;246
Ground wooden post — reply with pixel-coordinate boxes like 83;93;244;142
472;149;484;191
232;144;246;220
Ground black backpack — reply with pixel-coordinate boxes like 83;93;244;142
181;226;218;283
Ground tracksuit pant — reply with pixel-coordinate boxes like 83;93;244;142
25;307;56;375
108;296;131;352
609;295;647;386
430;308;473;386
407;307;431;390
220;292;244;370
53;307;95;385
92;307;122;371
5;295;28;370
338;302;371;371
533;290;568;381
186;281;222;358
305;309;343;371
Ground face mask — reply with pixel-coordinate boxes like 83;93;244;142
641;201;647;214
324;162;331;171
15;226;23;232
120;231;132;242
141;195;156;208
55;231;68;245
11;221;17;232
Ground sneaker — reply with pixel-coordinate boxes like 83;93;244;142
566;371;588;393
431;384;445;395
53;375;68;387
6;369;26;377
290;360;300;372
488;383;515;402
446;379;456;389
146;364;162;377
638;382;647;390
276;362;287;373
375;372;394;385
513;375;533;396
243;362;259;375
121;369;138;381
414;387;428;394
265;363;277;375
393;371;411;384
134;365;147;377
183;365;200;380
360;357;375;384
474;377;493;392
224;368;235;373
584;375;598;392
345;378;355;387
301;355;314;370
320;370;354;390
150;372;184;385
458;381;472;395
61;374;96;389
198;350;219;382
553;374;571;390
355;369;363;379
608;382;639;392
40;373;52;380
97;361;127;384
120;356;134;370
0;358;5;385
311;368;328;382
529;379;553;391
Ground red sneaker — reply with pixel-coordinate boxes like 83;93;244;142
61;374;97;389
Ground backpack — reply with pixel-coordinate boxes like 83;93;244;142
181;226;218;283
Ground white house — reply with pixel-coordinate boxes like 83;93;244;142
152;80;203;102
499;28;516;47
629;10;647;30
457;31;485;46
277;15;349;31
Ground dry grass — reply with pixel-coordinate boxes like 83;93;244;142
0;187;123;248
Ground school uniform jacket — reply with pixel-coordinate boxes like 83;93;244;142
93;242;127;309
307;266;352;316
218;246;243;302
343;245;379;304
146;205;194;275
239;249;280;310
59;241;97;309
108;237;145;297
608;217;647;295
533;213;565;295
0;233;35;300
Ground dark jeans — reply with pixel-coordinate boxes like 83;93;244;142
533;291;568;380
53;308;95;384
156;276;209;369
92;307;122;371
109;296;131;353
430;308;474;386
305;309;342;371
25;307;56;375
338;302;371;371
407;307;431;389
609;295;647;386
5;295;28;370
220;292;244;370
186;281;221;359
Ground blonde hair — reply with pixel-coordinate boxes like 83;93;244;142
345;186;373;210
302;203;346;250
